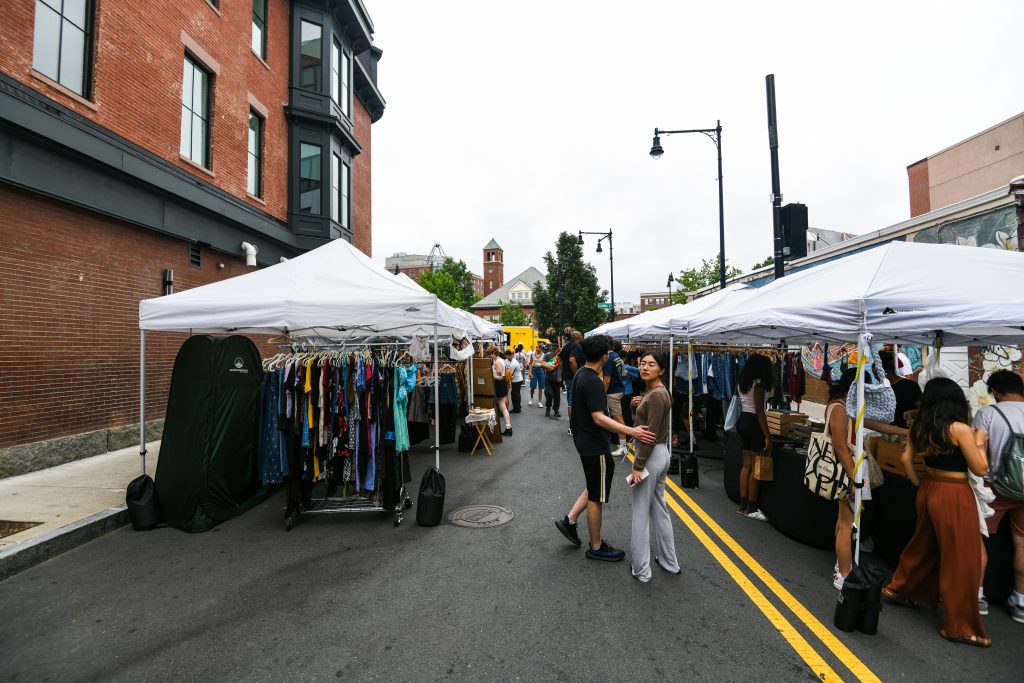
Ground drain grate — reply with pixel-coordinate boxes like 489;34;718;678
0;520;43;540
447;505;514;528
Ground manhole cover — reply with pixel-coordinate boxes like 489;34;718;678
447;505;514;528
0;520;42;540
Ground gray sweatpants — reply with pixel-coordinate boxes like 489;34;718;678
630;443;679;581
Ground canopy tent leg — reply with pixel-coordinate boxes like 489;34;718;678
688;340;694;457
669;335;675;481
852;331;872;565
433;324;440;472
139;329;147;477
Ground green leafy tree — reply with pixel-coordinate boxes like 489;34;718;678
752;255;775;270
499;301;529;326
416;257;479;310
532;232;607;333
669;256;744;304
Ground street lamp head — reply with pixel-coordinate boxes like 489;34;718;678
666;273;674;287
393;264;400;275
649;134;664;160
595;241;603;254
576;231;584;246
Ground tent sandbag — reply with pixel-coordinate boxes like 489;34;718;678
156;335;267;532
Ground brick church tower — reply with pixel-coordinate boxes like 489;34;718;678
483;238;504;296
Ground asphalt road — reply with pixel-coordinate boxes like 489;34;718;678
1;400;1021;681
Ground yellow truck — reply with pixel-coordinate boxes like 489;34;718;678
501;326;548;352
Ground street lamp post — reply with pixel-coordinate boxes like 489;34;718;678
649;121;726;289
577;229;615;321
556;261;564;343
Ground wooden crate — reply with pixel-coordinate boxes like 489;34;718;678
873;437;926;479
766;411;807;436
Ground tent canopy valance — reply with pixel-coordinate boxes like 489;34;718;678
139;238;496;339
588;283;753;341
685;241;1024;347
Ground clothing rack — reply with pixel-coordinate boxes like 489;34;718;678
261;337;432;530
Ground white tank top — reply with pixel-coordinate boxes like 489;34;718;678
739;379;762;414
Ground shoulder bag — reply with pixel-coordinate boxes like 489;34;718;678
804;404;853;500
723;394;741;432
846;352;896;424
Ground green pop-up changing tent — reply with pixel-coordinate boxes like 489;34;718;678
155;335;266;532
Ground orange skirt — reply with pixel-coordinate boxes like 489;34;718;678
887;474;987;641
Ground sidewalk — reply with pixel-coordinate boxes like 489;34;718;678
0;441;161;580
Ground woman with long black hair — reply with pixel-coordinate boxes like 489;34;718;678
735;354;775;520
883;377;990;647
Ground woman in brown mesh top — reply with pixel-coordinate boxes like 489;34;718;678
627;351;680;582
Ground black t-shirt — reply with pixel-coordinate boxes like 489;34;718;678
891;378;923;428
559;341;584;379
571;367;613;456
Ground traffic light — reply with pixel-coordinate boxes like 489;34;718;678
781;203;808;259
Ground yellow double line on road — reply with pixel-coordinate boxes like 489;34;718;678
628;453;880;682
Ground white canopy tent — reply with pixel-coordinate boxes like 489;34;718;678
137;238;499;475
684;241;1024;563
586;283;758;468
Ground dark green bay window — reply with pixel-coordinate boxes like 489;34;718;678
299;143;321;214
299;21;322;91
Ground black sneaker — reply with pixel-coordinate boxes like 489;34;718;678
503;428;513;436
555;517;581;546
586;540;625;562
553;411;561;418
567;427;572;436
545;409;550;417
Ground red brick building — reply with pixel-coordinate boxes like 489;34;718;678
0;0;385;475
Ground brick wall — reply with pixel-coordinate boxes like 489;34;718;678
0;185;277;449
352;98;373;256
907;159;931;217
0;0;291;222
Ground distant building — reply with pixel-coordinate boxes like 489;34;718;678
482;238;504;296
614;302;639;321
384;242;484;295
640;292;671;312
471;266;546;323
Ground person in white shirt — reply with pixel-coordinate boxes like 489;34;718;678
973;369;1024;624
505;350;525;414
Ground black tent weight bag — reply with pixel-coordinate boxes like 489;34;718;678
682;451;700;489
126;474;162;530
416;466;446;526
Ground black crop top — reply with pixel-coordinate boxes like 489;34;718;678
923;445;968;473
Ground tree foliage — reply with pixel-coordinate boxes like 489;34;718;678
532;232;608;333
669;256;744;304
751;255;775;270
499;301;529;326
416;257;479;311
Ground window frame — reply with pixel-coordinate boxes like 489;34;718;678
298;141;323;216
247;110;263;198
298;19;323;93
180;54;212;169
251;0;267;59
33;0;96;99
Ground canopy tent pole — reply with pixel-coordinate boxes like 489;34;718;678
669;334;675;480
688;340;694;458
433;323;441;472
852;330;871;565
139;329;147;477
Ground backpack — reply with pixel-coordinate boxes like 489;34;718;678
991;405;1024;502
614;356;627;381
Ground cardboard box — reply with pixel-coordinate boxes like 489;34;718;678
472;358;495;397
874;437;925;479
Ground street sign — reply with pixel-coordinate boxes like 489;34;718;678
597;302;612;310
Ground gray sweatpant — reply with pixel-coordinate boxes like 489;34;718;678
630;443;679;581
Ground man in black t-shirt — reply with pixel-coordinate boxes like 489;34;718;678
555;335;656;561
557;330;586;433
877;350;922;428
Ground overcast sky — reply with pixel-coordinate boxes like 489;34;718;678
369;0;1020;305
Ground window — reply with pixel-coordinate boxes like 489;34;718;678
33;0;94;97
299;21;322;91
330;153;340;222
299;143;321;214
251;0;266;58
247;111;263;197
340;49;351;117
180;56;210;168
340;160;350;228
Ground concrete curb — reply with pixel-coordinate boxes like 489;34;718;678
0;505;129;582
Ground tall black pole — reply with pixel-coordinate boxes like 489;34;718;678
766;75;784;281
716;121;726;289
556;262;563;342
607;231;615;322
